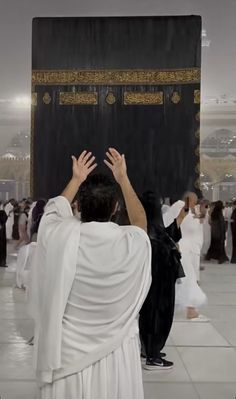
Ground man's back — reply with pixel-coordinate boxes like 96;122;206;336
61;221;149;368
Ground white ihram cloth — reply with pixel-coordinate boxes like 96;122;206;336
225;207;233;258
176;212;206;308
16;242;37;289
201;211;211;256
4;202;14;240
30;196;151;399
27;201;37;238
162;200;185;228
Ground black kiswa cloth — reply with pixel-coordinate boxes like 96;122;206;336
139;223;184;359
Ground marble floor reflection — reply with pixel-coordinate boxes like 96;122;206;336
0;244;236;399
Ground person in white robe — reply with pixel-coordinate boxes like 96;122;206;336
200;200;211;264
30;148;151;399
16;242;37;289
27;201;37;238
162;200;185;228
4;200;14;240
224;203;233;259
175;192;207;321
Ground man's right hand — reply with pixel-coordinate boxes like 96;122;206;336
104;148;127;184
72;151;97;184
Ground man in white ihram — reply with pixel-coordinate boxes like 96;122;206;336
31;148;151;399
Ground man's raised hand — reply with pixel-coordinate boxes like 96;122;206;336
104;148;127;184
72;151;97;184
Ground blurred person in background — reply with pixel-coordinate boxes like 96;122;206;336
30;199;47;241
15;201;30;249
224;201;233;259
4;199;15;240
0;209;8;267
12;201;20;240
230;200;236;263
206;201;229;264
175;192;207;321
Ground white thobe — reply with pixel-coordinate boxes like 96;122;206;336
176;212;206;308
30;196;151;399
27;202;37;238
16;242;37;289
4;202;14;240
162;200;185;228
225;207;233;258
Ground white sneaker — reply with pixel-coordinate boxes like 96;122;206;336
189;314;209;322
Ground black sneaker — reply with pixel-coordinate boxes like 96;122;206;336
141;352;166;363
143;357;174;370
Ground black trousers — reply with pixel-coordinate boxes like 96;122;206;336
139;279;176;359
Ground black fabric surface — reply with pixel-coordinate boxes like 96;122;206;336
231;209;236;263
206;215;228;263
139;223;183;358
32;16;201;199
0;211;7;267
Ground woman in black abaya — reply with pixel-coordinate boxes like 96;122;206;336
206;201;228;264
0;210;8;267
139;191;184;370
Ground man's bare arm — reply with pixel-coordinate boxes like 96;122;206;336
104;148;147;231
61;151;97;203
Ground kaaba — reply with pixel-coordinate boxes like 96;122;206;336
31;16;201;199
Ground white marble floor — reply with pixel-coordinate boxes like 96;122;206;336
0;246;236;399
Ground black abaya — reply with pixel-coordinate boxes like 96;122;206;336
206;214;228;263
139;223;183;359
0;211;8;267
231;208;236;263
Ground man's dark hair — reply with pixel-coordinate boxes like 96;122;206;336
78;174;118;222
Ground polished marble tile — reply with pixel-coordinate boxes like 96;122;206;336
204;305;236;322
178;347;236;382
0;287;26;303
164;335;174;346
207;292;236;305
213;321;236;346
170;322;229;347
0;344;35;380
144;382;200;399
0;302;30;319
200;282;236;293
0;381;37;399
0;319;34;343
142;347;190;383
194;382;236;399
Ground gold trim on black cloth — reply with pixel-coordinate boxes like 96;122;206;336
59;92;98;105
171;91;181;104
124;91;163;105
194;89;200;104
32;68;200;86
195;111;200;121
30;85;35;197
31;92;37;106
106;92;116;105
43;92;52;104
